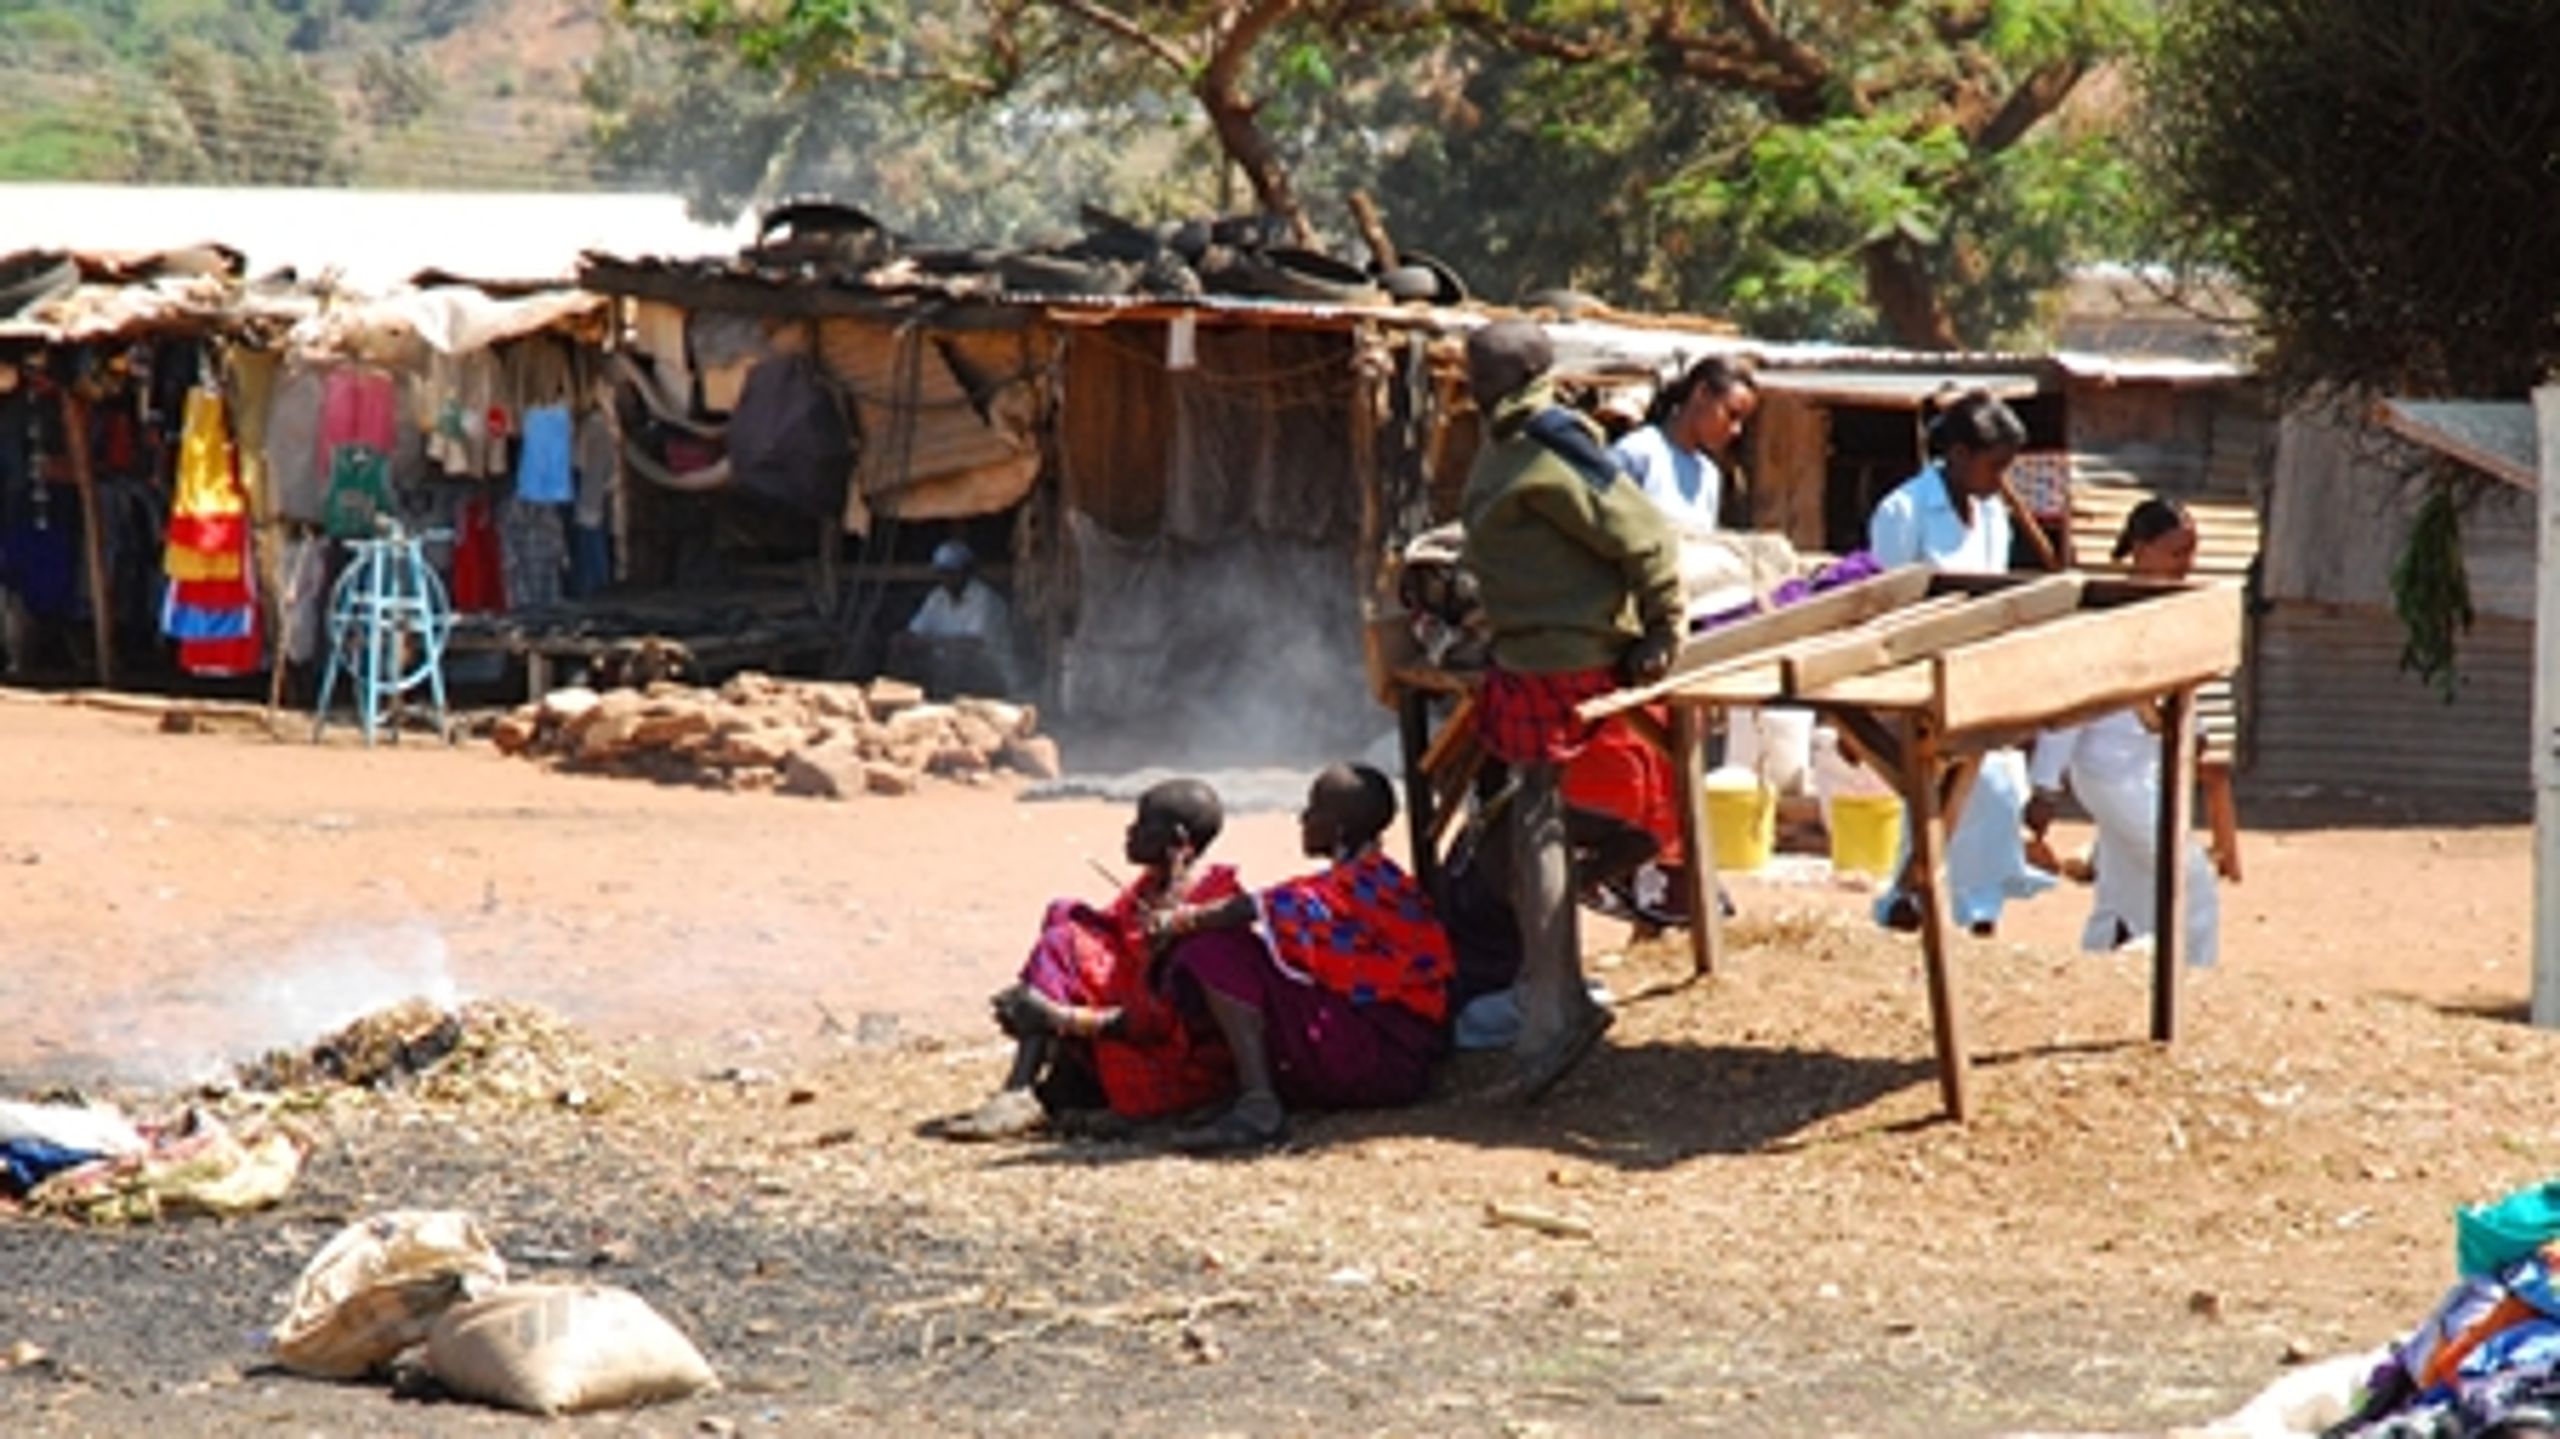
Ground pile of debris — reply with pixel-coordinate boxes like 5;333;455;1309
487;672;1064;798
239;999;642;1113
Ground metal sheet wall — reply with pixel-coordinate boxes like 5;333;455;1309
2248;601;2530;803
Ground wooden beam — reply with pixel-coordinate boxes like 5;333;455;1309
1903;717;1972;1122
1398;687;1440;892
1580;565;1935;721
58;391;115;687
1801;660;1935;710
1674;704;1722;980
2535;384;2560;1029
2153;687;2195;1042
1934;583;2242;737
1782;575;2085;694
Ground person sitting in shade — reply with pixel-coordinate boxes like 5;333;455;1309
927;778;1242;1141
891;539;1020;698
1145;763;1455;1152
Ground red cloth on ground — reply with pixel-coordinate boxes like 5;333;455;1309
1257;848;1454;1024
1017;864;1243;1120
1477;664;1618;767
1561;710;1684;865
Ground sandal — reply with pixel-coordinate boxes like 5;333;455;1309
1169;1096;1288;1154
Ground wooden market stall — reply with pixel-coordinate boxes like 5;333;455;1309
1386;564;2244;1122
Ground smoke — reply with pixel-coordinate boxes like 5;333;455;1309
88;921;464;1089
1057;525;1389;773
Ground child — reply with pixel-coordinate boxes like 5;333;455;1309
929;778;1241;1141
1148;763;1455;1152
2026;498;2232;966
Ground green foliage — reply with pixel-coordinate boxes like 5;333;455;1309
2145;0;2560;397
2391;480;2475;702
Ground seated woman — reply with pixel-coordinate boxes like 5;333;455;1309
929;778;1241;1141
1148;763;1455;1152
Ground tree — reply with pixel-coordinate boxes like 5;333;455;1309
2147;0;2560;695
581;27;1156;242
2145;0;2560;399
1415;1;2150;348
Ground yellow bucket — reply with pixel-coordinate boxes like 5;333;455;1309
1704;775;1775;872
1828;792;1905;878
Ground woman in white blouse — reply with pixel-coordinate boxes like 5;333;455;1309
1868;389;2054;936
2027;498;2228;966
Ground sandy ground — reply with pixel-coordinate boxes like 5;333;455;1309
0;695;2527;1083
2;694;2552;1437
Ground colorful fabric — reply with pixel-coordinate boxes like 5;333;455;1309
322;446;392;540
2462;1180;2560;1280
1478;664;1619;767
1016;865;1245;1120
1165;929;1440;1110
1562;710;1683;865
450;494;506;613
1257;848;1454;1024
500;498;566;609
158;385;261;672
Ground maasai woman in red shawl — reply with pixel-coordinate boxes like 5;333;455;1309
929;778;1240;1141
1152;763;1454;1152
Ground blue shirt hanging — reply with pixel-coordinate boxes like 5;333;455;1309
515;404;574;504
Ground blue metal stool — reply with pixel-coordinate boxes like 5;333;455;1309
313;523;453;745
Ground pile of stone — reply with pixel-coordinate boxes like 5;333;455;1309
487;671;1062;799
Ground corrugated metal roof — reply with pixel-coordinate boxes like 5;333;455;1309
2374;397;2538;490
1753;369;2043;406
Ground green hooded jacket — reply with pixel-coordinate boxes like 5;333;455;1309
1459;382;1684;675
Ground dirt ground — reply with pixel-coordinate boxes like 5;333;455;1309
1;692;2552;1437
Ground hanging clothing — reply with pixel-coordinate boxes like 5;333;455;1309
264;365;328;524
2031;708;2220;968
163;387;244;581
449;494;506;614
514;404;573;503
499;499;565;610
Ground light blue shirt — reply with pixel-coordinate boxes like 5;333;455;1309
1610;424;1720;531
1867;462;2010;575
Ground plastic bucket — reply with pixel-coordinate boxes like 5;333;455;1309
1828;792;1905;878
1704;773;1775;872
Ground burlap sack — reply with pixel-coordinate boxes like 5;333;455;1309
425;1283;717;1415
272;1210;507;1379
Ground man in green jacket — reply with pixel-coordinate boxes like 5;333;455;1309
1460;318;1684;1101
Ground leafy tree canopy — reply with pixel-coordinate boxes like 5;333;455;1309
2145;0;2560;398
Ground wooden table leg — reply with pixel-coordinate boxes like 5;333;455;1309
526;650;554;704
2153;687;2195;1042
1905;718;1972;1122
1398;686;1440;893
1674;704;1722;979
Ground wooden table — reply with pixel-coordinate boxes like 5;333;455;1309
1387;565;2244;1122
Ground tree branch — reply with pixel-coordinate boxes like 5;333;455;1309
1969;59;2089;155
1719;0;1829;91
1038;0;1195;76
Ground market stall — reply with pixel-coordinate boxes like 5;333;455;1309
1384;564;2244;1121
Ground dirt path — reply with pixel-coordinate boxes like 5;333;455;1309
1;697;2549;1437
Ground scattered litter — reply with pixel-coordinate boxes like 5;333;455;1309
238;999;642;1112
1484;1201;1594;1241
27;1109;306;1224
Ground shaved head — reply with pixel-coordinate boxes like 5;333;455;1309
1466;319;1553;409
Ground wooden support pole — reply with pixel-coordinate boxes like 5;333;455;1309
1904;717;1971;1121
2532;385;2560;1028
1399;686;1440;893
2152;686;2195;1042
58;389;114;688
1673;703;1722;979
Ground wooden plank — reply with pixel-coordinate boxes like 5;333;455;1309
1904;718;1972;1122
1783;576;2086;693
2202;762;2241;883
1673;706;1721;979
60;392;114;687
1398;688;1439;892
1801;660;1936;710
2154;687;2195;1041
1936;583;2242;736
1580;565;1936;721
